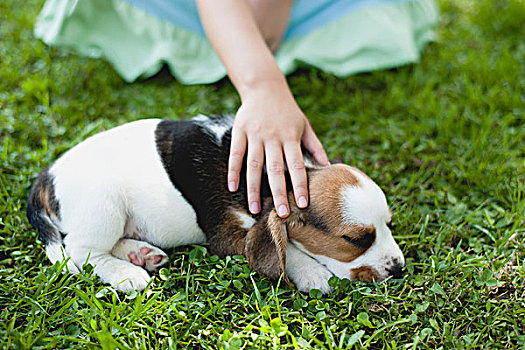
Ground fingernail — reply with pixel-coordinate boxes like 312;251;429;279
250;202;259;213
278;205;288;217
298;196;307;208
228;181;236;192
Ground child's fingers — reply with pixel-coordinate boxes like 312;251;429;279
228;130;247;192
265;142;289;218
247;140;264;214
283;141;308;209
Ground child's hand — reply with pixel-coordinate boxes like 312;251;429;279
197;0;328;216
227;80;329;217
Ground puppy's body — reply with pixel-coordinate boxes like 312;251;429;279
28;115;404;292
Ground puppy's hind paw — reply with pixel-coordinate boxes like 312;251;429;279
112;238;169;272
128;246;169;272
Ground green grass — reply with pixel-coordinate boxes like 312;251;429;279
1;0;524;348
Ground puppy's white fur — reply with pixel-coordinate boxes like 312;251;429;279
286;242;334;294
51;120;206;289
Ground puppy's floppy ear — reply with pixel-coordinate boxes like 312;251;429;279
245;209;290;284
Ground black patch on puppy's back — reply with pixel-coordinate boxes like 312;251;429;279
155;117;247;239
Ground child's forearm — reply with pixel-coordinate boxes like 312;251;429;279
196;0;289;100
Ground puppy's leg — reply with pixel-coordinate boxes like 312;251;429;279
112;239;169;271
83;253;152;291
61;191;152;291
286;242;334;294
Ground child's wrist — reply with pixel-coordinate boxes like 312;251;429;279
238;75;291;103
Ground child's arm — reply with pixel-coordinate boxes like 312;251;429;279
197;0;329;218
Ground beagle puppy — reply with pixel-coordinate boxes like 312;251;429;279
27;115;404;293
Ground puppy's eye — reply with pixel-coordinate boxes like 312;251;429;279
342;233;374;249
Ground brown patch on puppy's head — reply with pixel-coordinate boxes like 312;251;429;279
286;165;376;264
288;221;376;263
307;164;359;230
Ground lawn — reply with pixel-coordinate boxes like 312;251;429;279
1;0;524;348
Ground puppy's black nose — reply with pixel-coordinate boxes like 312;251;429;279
388;263;404;279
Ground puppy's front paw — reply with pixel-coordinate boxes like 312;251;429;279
290;264;333;294
286;242;334;294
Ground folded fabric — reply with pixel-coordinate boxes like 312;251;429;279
35;0;439;84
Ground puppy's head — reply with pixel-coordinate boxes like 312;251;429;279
291;164;404;282
245;164;404;285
